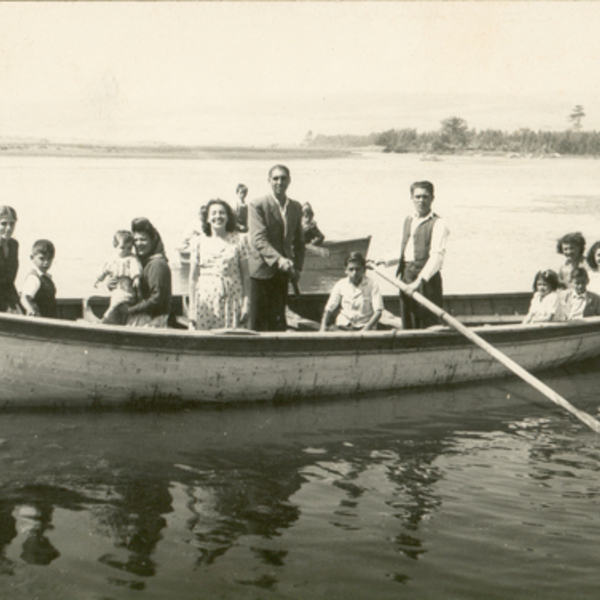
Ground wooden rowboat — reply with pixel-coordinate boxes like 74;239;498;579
174;236;372;293
1;292;600;408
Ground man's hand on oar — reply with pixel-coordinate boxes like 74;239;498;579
368;261;600;435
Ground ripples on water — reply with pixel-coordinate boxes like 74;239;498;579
2;360;600;599
3;153;600;597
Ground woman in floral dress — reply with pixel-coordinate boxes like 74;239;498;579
188;199;250;330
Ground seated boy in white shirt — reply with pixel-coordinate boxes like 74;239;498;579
562;267;600;320
320;252;383;331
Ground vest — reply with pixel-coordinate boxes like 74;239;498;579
31;271;57;318
397;214;440;277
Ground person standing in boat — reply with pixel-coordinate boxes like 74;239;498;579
188;199;250;330
126;218;172;328
556;231;586;289
234;184;249;233
396;181;450;329
20;239;57;318
0;205;23;314
248;164;305;331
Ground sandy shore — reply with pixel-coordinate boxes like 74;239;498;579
0;140;352;160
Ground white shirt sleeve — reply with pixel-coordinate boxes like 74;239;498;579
419;218;450;282
20;272;41;299
324;280;343;313
371;280;384;312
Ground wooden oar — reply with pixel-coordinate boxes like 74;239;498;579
368;264;600;434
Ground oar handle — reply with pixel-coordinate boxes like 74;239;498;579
368;262;600;434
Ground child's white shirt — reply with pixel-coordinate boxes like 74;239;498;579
526;291;565;323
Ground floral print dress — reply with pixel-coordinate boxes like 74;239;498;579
191;232;247;329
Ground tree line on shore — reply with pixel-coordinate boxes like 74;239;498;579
305;116;600;156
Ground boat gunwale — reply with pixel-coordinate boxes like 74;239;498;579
2;310;600;356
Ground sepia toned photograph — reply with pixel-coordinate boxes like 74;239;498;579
1;2;600;598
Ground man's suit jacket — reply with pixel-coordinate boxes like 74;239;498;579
248;194;305;279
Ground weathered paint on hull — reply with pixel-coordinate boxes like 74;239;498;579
2;313;600;408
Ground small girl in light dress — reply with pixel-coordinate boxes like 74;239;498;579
85;230;143;324
522;269;565;324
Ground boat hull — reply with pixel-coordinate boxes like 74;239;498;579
2;310;600;407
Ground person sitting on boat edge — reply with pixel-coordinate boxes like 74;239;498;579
126;217;172;328
0;205;23;314
396;181;450;330
188;199;250;330
234;184;249;233
20;239;57;318
585;240;600;295
301;202;325;245
522;269;565;324
561;267;600;320
320;252;383;332
556;231;586;289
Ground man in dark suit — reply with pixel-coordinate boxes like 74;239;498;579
248;164;305;331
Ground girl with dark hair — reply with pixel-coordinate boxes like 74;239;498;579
586;241;600;295
522;269;564;324
556;231;586;288
188;199;249;330
0;205;23;313
126;218;172;328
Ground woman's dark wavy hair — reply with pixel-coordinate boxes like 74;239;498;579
586;241;600;271
532;269;559;292
201;199;236;236
131;217;166;258
556;231;586;256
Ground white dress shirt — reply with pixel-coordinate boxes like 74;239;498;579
403;212;450;282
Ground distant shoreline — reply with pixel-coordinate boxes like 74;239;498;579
2;141;596;161
0;141;353;160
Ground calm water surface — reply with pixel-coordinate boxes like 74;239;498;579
2;362;600;599
2;153;600;598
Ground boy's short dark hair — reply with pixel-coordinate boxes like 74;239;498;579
31;239;55;258
410;181;434;197
570;267;589;282
345;252;366;268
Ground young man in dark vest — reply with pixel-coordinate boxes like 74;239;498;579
396;181;450;329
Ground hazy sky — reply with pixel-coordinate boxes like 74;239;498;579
1;2;599;145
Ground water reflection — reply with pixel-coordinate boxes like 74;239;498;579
1;371;599;598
